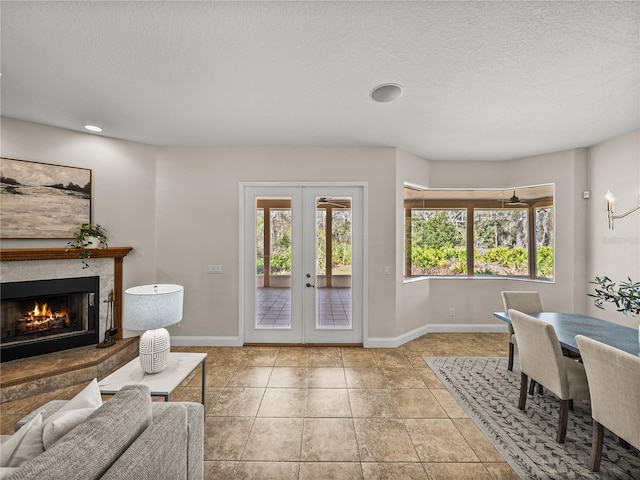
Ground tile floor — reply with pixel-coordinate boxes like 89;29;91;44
170;333;518;479
1;333;517;479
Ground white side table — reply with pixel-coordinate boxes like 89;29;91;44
98;352;207;409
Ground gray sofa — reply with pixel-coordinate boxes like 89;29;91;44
4;385;204;480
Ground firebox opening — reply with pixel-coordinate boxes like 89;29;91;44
1;276;100;362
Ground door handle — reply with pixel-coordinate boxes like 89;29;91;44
306;283;315;288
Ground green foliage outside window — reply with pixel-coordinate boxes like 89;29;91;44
411;246;467;275
316;209;353;275
536;245;554;278
270;246;292;275
270;210;292;276
410;210;466;275
408;206;554;279
474;246;528;276
259;207;353;277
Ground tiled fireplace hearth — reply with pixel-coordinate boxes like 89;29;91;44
0;248;132;362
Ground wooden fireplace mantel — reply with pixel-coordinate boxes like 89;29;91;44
0;247;133;340
0;247;132;262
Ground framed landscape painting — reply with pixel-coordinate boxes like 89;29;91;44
0;158;91;238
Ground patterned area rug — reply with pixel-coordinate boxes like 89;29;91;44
424;357;640;480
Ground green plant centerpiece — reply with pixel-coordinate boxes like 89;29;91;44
66;223;109;268
588;276;640;317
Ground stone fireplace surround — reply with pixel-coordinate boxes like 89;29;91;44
0;248;132;347
0;247;137;404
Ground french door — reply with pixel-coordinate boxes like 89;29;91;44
241;183;364;344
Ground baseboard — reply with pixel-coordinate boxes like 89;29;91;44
365;323;508;348
425;323;508;334
171;324;507;349
170;336;243;347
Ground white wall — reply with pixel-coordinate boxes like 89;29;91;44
586;131;640;328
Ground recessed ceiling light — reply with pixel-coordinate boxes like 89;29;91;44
84;124;102;133
370;83;403;103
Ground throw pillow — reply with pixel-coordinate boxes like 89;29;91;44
54;378;103;414
42;407;97;450
41;378;103;450
0;412;44;468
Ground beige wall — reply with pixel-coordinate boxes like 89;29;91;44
154;146;397;341
586;131;640;328
0;118;157;302
395;148;591;337
2;117;638;343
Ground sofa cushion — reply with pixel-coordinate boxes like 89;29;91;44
152;402;204;480
0;468;20;480
101;406;188;480
8;385;152;480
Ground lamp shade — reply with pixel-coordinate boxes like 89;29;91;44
124;284;184;330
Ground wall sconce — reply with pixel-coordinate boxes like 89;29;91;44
606;190;640;229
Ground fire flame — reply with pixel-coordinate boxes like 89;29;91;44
27;302;70;326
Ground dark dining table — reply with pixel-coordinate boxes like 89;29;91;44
493;311;640;357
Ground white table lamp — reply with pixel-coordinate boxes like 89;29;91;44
124;284;184;374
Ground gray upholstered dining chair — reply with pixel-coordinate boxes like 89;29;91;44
508;309;590;443
575;334;640;472
501;291;543;371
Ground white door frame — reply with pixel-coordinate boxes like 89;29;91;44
239;182;368;344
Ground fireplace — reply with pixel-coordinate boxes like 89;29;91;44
1;277;100;362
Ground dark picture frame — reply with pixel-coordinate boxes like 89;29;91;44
0;157;92;239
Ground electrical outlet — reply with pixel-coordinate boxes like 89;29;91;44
207;264;223;274
449;308;456;316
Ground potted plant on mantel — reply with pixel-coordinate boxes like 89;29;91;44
66;223;109;268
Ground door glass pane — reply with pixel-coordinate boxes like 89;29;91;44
316;209;327;281
316;197;352;329
270;209;292;278
255;198;292;329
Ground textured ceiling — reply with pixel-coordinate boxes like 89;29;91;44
1;1;638;161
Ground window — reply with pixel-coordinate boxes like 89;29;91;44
474;209;528;277
404;185;554;281
408;209;467;275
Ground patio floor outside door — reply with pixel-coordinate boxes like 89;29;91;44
256;287;352;329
